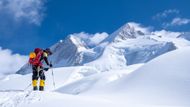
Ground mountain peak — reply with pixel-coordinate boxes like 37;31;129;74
104;22;148;43
68;35;87;52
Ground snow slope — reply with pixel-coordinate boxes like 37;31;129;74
56;47;190;106
1;47;190;107
0;66;99;91
0;64;142;107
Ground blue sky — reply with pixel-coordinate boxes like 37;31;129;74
0;0;190;54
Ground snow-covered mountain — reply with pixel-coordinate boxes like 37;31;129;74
17;22;190;74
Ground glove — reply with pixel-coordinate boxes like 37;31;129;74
44;68;49;71
49;63;53;68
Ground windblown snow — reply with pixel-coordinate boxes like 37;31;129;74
1;22;190;107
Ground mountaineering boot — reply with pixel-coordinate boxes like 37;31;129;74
39;86;44;91
39;80;45;91
33;86;38;91
32;80;38;91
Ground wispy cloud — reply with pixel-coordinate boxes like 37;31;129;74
0;0;46;25
0;47;28;75
163;17;190;28
153;9;180;20
153;9;190;28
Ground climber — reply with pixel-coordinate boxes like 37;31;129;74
29;48;53;91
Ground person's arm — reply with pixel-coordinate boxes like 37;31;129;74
43;52;50;66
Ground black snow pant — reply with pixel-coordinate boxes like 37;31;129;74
32;65;45;91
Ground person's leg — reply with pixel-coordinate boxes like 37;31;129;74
39;69;45;91
32;65;39;91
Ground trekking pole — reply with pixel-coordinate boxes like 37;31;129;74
24;83;32;91
51;67;56;89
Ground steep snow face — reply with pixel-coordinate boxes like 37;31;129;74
119;38;176;65
86;36;176;71
50;35;87;66
50;34;109;67
103;23;150;43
